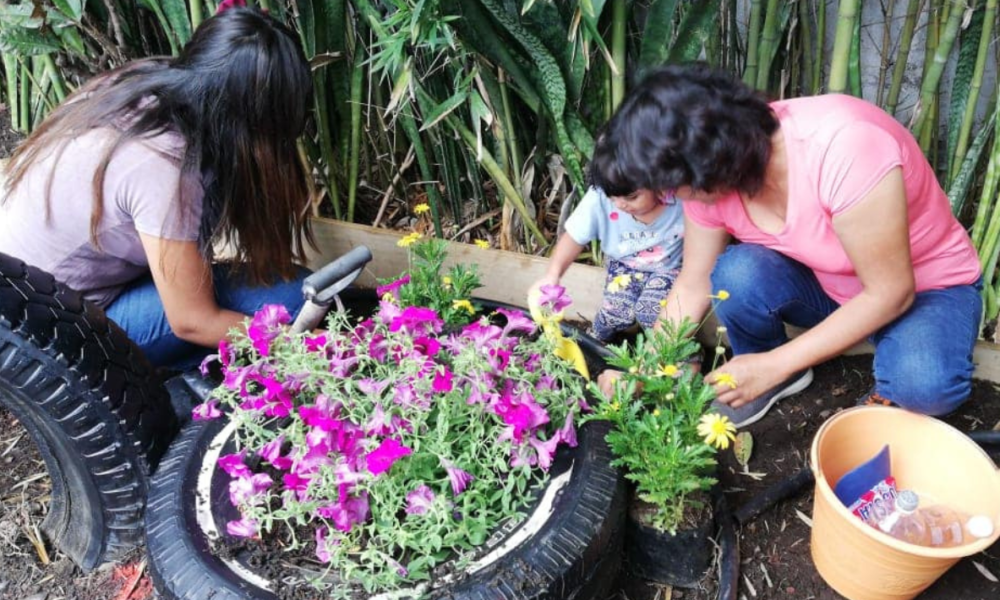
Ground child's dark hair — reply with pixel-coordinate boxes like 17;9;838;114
588;64;778;197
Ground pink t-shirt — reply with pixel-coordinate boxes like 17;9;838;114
0;128;202;308
683;94;981;304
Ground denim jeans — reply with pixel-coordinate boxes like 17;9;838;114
710;244;982;416
106;264;310;371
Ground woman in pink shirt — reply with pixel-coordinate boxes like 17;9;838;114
1;7;314;370
590;64;982;425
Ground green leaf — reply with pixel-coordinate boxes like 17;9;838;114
50;0;84;21
733;431;753;467
667;0;721;64
639;0;680;71
419;88;468;131
0;29;61;56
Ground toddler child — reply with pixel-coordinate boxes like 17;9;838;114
530;186;684;342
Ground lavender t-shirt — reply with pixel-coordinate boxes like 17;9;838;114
0;128;202;308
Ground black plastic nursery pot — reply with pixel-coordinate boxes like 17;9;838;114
624;496;716;588
145;292;627;600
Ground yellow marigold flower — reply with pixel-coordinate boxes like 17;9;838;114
473;239;490;249
607;274;632;293
452;299;475;315
698;413;738;450
414;203;430;214
713;372;738;389
658;364;679;377
397;232;423;248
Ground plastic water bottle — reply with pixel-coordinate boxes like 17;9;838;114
878;490;929;545
921;503;967;547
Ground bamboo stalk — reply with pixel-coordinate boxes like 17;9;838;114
950;0;997;182
813;0;826;94
313;75;343;220
911;0;966;136
18;62;30;132
743;0;764;86
610;0;626;111
755;0;781;91
798;0;814;96
499;69;523;181
189;0;203;31
346;44;364;222
848;9;862;97
875;0;896;107
885;0;924;114
2;53;19;134
828;0;862;93
39;55;66;104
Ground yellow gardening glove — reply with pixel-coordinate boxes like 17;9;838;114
554;334;590;380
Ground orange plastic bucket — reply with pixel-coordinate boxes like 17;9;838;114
810;406;1000;600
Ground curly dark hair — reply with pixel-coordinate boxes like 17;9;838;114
588;64;778;197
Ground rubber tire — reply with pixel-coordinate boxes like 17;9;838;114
0;252;178;569
148;416;624;600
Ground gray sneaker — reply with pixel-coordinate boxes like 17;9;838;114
710;368;814;428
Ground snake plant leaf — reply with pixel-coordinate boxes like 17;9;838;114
50;0;84;21
667;0;722;64
733;431;754;468
639;0;680;71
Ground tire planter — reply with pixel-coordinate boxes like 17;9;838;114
146;294;626;599
0;252;179;569
624;494;716;587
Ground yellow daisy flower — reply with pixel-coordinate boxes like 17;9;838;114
658;364;679;377
698;413;738;450
442;276;452;287
414;203;430;215
452;299;475;314
709;289;731;300
473;239;490;249
397;232;423;248
712;372;738;389
652;409;661;417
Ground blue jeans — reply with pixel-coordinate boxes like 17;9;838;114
710;244;982;416
106;264;310;371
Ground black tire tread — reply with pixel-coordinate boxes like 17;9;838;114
0;252;178;568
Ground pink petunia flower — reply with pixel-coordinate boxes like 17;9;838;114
405;485;437;515
537;284;572;313
432;366;454;393
495;307;537;336
376;274;410;301
228;473;273;506
192;399;222;421
258;436;292;470
218;451;251;479
315;526;333;563
389;306;443;335
366;438;412;476
247;304;291;357
226;516;259;538
442;459;474;496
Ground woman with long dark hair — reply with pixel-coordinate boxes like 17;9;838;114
592;64;982;425
1;7;315;370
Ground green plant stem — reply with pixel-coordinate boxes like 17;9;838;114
798;0;814;96
40;54;66;103
19;62;29;132
828;0;861;93
885;0;923;114
3;53;19;133
951;0;997;182
848;9;862;97
346;44;364;223
189;0;203;31
743;0;764;86
813;0;826;94
755;0;781;91
399;111;445;238
498;69;523;179
912;0;965;136
875;0;895;106
610;0;626;111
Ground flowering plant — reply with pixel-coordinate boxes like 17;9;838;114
193;259;588;596
584;297;737;533
383;237;482;326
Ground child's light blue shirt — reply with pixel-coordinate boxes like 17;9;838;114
564;187;684;272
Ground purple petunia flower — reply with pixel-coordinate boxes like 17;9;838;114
496;307;537;336
228;473;273;506
389;306;443;335
537;284;571;314
405;484;437;515
258;436;292;470
376;274;410;301
432;366;454;393
366;438;412;476
442;459;474;496
316;488;370;532
226;517;259;538
218;451;251;479
247;304;290;356
315;526;333;563
192;399;222;421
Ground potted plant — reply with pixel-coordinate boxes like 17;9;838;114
584;302;738;587
144;238;626;599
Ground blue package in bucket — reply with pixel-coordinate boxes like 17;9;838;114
834;444;891;507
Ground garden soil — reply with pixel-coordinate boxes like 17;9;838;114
2;108;999;600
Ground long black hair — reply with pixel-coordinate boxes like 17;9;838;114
588;64;779;197
4;7;315;284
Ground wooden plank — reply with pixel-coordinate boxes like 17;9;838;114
305;217;607;322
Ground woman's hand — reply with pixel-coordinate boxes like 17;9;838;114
597;368;623;398
706;352;790;408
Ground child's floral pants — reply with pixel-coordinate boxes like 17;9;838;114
590;259;678;342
